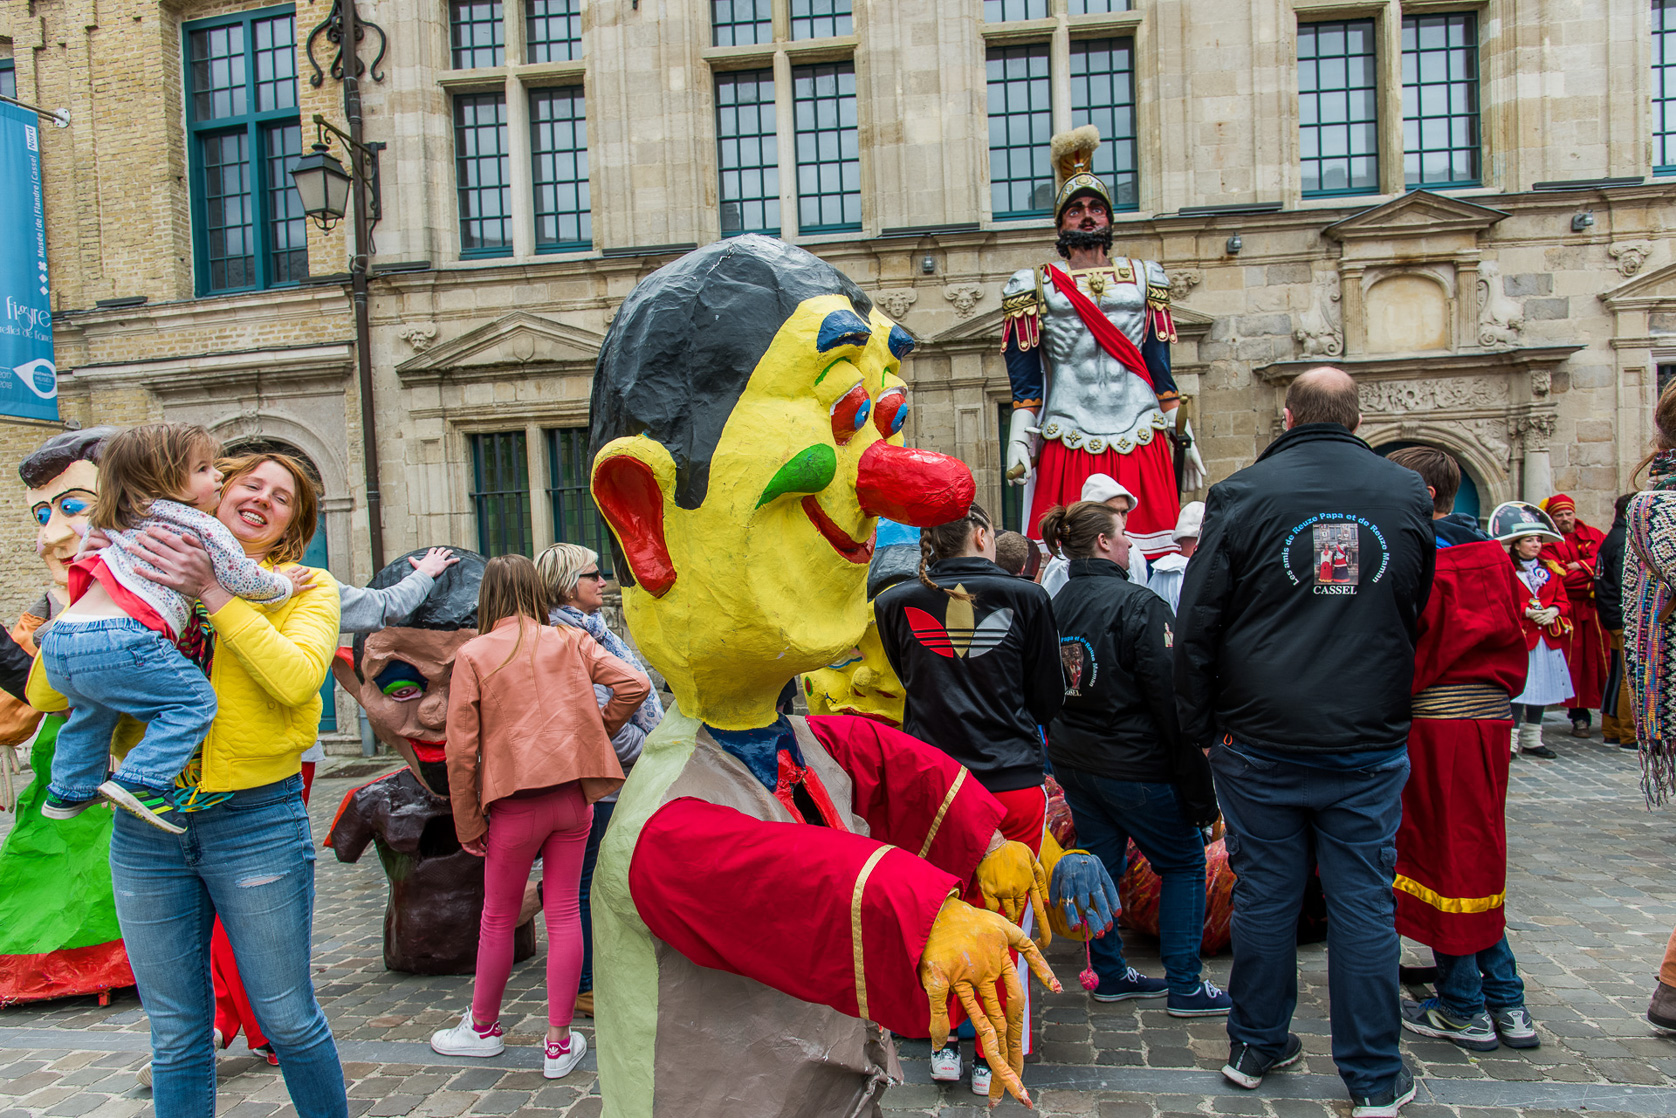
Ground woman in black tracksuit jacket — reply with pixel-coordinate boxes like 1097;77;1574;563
873;502;1063;1089
1042;499;1227;1018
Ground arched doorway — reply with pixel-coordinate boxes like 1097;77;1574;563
1374;441;1481;519
221;437;337;733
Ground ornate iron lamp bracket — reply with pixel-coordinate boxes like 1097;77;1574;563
306;0;388;89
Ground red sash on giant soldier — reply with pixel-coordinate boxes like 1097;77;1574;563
1045;266;1154;392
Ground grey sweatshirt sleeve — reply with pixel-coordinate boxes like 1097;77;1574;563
161;501;294;605
337;569;437;634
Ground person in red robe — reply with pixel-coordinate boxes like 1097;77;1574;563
1386;451;1539;1054
1540;493;1608;735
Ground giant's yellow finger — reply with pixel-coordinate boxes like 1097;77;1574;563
978;982;1018;1105
1008;922;1063;993
922;969;953;1050
1028;864;1052;950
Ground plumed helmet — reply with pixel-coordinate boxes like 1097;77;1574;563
1487;501;1562;545
1051;125;1113;223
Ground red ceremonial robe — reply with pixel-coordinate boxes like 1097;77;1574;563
1394;540;1529;955
607;712;1004;1118
1541;522;1608;708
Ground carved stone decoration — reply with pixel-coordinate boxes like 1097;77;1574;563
398;323;438;352
1458;418;1513;465
1509;413;1557;453
875;289;919;319
1358;375;1507;414
1609;240;1654;278
1293;271;1343;357
1167;270;1202;302
1529;368;1551;397
943;284;984;319
1476;262;1524;348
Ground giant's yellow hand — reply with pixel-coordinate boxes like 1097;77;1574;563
974;839;1051;948
919;897;1061;1109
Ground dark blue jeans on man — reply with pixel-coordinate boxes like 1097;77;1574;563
1434;936;1526;1019
1053;766;1207;993
1209;739;1408;1098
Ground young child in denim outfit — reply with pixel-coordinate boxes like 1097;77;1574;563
39;423;307;833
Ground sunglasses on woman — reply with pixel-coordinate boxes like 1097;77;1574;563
578;570;607;582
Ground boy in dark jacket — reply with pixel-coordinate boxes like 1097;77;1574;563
1043;499;1227;1017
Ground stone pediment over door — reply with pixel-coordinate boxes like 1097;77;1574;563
1318;190;1511;358
395;311;606;386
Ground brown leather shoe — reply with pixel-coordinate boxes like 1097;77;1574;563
1649;982;1676;1031
1571;720;1591;738
575;990;594;1018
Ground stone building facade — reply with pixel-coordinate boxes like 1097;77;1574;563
4;0;1675;660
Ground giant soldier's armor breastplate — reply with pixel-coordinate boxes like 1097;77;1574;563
1004;259;1170;456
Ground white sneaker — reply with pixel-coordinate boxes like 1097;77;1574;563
138;1028;224;1089
429;1011;505;1057
544;1030;587;1078
971;1063;993;1096
929;1043;962;1082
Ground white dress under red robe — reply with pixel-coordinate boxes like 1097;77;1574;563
592;707;1005;1118
1541;523;1609;709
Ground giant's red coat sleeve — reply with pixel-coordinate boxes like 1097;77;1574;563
806;714;1004;881
629;797;959;1035
1413;542;1528;696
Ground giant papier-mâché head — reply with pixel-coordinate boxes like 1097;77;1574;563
589;236;974;729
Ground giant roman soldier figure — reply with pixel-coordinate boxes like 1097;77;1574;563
1001;126;1205;557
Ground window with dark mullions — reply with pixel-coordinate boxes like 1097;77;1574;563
184;6;307;296
985;0;1047;21
987;44;1053;219
716;69;779;236
791;0;851;40
451;0;505;68
713;0;771;46
1402;13;1479;187
471;432;533;557
547;429;616;578
454;93;512;255
1070;38;1139;211
531;87;590;252
526;0;582;62
1656;0;1676;172
0;60;14;100
793;63;860;233
1299;20;1380;196
1068;0;1128;12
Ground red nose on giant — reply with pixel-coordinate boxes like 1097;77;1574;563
855;442;975;528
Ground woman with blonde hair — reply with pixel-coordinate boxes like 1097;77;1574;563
536;542;663;1016
431;554;650;1078
36;450;348;1116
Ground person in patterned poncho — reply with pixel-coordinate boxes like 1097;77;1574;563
1631;385;1676;1032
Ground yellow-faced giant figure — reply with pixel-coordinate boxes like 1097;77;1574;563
589;235;972;729
802;529;921;726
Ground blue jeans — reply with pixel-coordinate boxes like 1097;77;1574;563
1434;936;1526;1018
40;617;217;798
576;797;615;994
109;774;347;1118
1209;740;1408;1098
1053;766;1206;993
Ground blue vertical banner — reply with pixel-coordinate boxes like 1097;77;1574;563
0;100;59;423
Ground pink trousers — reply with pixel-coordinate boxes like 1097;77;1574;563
472;781;592;1030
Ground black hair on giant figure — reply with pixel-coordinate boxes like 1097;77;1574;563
19;426;118;488
349;548;487;674
589;234;873;517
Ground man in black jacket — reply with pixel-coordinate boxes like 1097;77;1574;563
1045;500;1226;1016
1174;367;1434;1118
1596;493;1635;747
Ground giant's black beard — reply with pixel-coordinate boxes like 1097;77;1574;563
1055;227;1114;260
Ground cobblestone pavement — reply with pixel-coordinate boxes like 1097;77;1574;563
4;715;1676;1117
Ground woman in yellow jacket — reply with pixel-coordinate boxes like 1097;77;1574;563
31;452;347;1118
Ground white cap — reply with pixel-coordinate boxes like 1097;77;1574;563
1080;473;1138;512
1173;501;1206;541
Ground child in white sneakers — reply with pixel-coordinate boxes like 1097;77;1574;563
39;423;308;833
